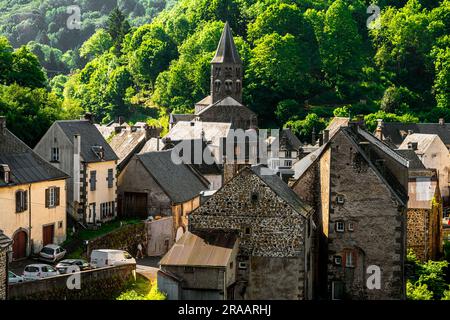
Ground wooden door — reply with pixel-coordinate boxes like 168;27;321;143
42;224;54;246
13;231;27;260
124;192;148;219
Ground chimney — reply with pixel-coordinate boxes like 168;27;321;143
439;118;445;126
323;129;329;144
375;119;384;140
84;112;94;124
0;116;5;135
114;126;123;134
144;125;162;140
118;116;125;125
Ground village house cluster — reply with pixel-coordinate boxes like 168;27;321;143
0;22;448;300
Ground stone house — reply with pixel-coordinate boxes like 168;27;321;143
34;114;119;225
397;149;443;261
158;230;239;300
170;22;257;130
398;133;450;202
0;230;12;300
117;150;209;233
292;122;408;300
181;165;314;300
0;117;68;259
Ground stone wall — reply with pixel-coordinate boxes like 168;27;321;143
87;222;147;258
189;167;310;299
8;264;135;300
407;209;428;261
0;249;7;300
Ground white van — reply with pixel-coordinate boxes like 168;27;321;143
90;249;136;268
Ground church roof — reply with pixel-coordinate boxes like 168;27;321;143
211;22;242;64
196;96;245;116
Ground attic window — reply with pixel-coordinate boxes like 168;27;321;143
336;221;345;232
0;164;10;184
92;145;105;160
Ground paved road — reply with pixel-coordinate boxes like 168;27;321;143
136;256;161;281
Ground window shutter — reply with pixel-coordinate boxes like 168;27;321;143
15;191;21;212
23;191;28;211
55;187;60;206
90;171;97;191
107;169;113;188
45;188;49;208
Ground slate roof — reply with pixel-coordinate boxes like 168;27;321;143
108;128;146;168
291;144;327;180
211;22;242;64
251;165;312;216
195;95;212;107
160;230;237;267
381;122;450;146
0;230;12;249
139;138;166;154
56;120;118;163
169;113;195;125
165;121;232;148
267;128;302;151
0;128;68;187
137;150;209;203
395;149;426;170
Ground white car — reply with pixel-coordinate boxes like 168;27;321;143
8;271;24;284
38;244;66;262
23;264;59;281
90;249;136;268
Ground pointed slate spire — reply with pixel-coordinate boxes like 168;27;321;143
211;22;242;64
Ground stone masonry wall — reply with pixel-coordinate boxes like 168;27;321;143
407;208;427;261
87;222;147;258
0;249;7;300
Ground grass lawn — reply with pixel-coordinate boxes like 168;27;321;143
116;274;166;300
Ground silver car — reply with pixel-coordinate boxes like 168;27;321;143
8;271;24;284
38;244;66;262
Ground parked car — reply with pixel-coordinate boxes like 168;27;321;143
38;244;66;262
8;271;24;284
23;264;59;281
90;249;136;268
56;259;90;274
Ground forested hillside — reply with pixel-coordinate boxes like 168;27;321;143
0;0;449;146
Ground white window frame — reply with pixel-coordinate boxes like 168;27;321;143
238;262;248;270
331;281;344;300
336;194;345;204
348;222;354;231
48;187;56;207
334;256;342;265
336;221;345;232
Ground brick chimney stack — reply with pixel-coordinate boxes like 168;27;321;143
84;112;94;124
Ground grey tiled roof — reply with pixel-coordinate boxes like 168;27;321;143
57;120;118;163
251;165;312;217
137;150;209;203
395;149;426;170
0;129;68;187
211;22;242;64
381;122;450;146
108;128;146;168
0;230;12;249
169;113;195;124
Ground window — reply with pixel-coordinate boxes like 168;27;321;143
45;187;60;208
225;79;233;92
348;222;354;231
250;192;259;202
107;169;114;188
236;80;241;93
15;190;28;213
345;252;355;267
90;171;97;191
58;221;63;229
334;256;342;265
332;281;344;300
336;221;345;232
286;150;292;158
238;262;248;270
229;262;233;269
336;194;345;204
285;160;292;167
51;147;59;162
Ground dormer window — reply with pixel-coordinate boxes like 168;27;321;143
0;164;10;184
51;147;59;162
92;146;105;160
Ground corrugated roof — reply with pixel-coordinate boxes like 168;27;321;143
0;129;68;187
160;230;237;267
57;120;118;163
137;150;209;203
251;165;312;216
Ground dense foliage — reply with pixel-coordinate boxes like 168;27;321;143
0;0;449;143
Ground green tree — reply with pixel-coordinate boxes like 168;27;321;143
0;36;13;84
11;46;47;88
80;29;113;60
285;113;326;142
107;7;131;55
